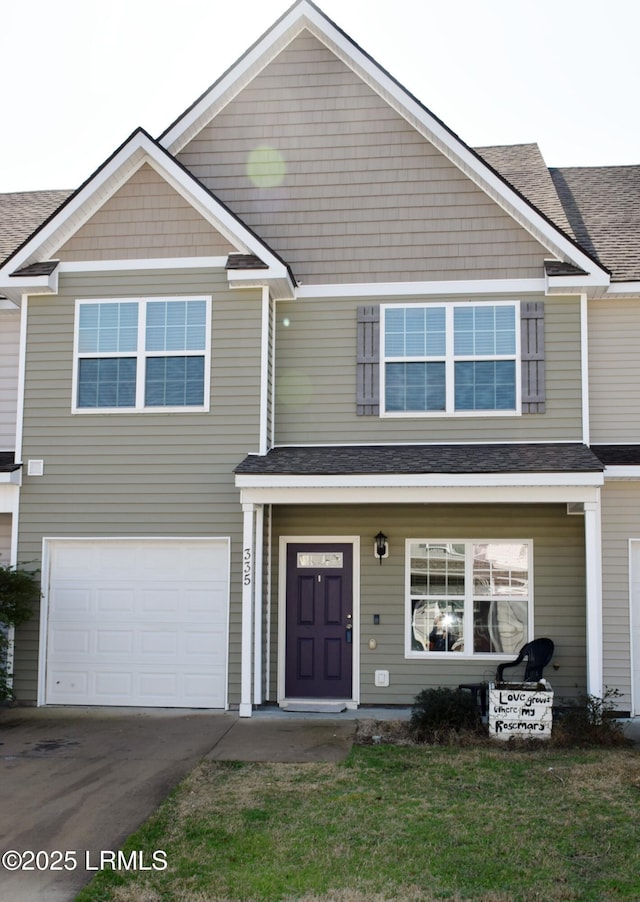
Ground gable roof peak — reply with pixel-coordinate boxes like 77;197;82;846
0;124;296;302
158;2;609;286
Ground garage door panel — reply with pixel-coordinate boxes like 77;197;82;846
49;628;91;655
95;671;133;699
49;587;92;614
97;630;134;654
47;670;89;700
45;539;229;708
96;589;136;613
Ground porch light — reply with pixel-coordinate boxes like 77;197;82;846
375;531;389;564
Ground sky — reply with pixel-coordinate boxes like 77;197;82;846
1;0;638;193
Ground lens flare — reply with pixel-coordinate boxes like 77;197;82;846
246;145;286;188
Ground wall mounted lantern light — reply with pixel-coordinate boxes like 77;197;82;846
374;531;389;564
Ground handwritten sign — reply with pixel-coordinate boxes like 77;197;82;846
489;683;553;740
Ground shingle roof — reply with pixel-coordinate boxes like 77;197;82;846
476;144;575;239
0;452;20;473
591;445;640;466
235;443;603;476
550;166;640;282
0;191;71;264
476;145;640;282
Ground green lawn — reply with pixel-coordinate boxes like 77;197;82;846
76;743;640;902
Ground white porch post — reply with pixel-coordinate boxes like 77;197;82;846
253;504;264;706
240;503;256;718
584;497;603;698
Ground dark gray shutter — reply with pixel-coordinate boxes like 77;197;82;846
521;301;545;413
356;305;380;415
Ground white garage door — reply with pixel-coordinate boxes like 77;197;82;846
45;538;229;708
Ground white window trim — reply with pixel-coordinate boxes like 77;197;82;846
380;300;522;418
72;296;212;414
404;538;534;660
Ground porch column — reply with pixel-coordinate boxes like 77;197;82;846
253;504;264;706
240;503;256;718
584;497;603;698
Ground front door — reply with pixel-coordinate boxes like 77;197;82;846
285;543;353;699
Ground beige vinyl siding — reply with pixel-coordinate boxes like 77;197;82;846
0;310;19;450
13;269;263;703
274;293;583;444
271;503;586;704
56;164;237;262
589;297;640;443
0;513;10;562
600;481;639;706
178;31;551;285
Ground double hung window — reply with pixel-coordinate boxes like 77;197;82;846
382;302;519;415
406;540;531;657
74;297;210;412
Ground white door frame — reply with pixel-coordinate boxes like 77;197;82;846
277;535;360;707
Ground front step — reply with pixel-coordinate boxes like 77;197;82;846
280;702;347;714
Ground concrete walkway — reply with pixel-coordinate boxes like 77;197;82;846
0;705;363;902
5;703;632;902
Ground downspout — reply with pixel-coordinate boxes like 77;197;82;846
259;286;270;455
584;497;603;697
580;292;590;446
6;295;29;696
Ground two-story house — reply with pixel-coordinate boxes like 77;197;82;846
0;0;638;717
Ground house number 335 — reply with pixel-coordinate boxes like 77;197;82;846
243;548;252;586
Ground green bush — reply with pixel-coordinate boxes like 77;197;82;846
410;686;482;742
0;563;40;701
553;688;629;747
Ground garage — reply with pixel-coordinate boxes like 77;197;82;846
43;538;229;708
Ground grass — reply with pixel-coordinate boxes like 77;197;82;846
75;737;640;902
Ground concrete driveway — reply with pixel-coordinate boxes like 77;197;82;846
0;706;355;901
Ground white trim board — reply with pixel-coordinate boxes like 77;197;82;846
239;484;602;507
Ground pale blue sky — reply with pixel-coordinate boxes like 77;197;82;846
2;0;638;192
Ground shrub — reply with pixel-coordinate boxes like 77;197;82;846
410;687;482;742
0;563;40;701
552;688;629;747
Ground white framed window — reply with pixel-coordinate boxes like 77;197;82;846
381;301;520;416
72;296;211;413
405;540;532;658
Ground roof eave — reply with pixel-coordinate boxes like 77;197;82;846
546;270;611;297
1;267;59;303
227;265;296;300
603;281;640;298
235;472;604;489
0;129;294;294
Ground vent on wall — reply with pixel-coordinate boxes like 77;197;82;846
27;460;44;477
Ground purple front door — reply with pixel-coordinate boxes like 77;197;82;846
285;543;353;699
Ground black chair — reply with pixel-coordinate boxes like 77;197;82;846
496;638;554;683
458;682;488;716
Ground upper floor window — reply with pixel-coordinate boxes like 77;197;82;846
381;302;519;416
73;297;210;412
